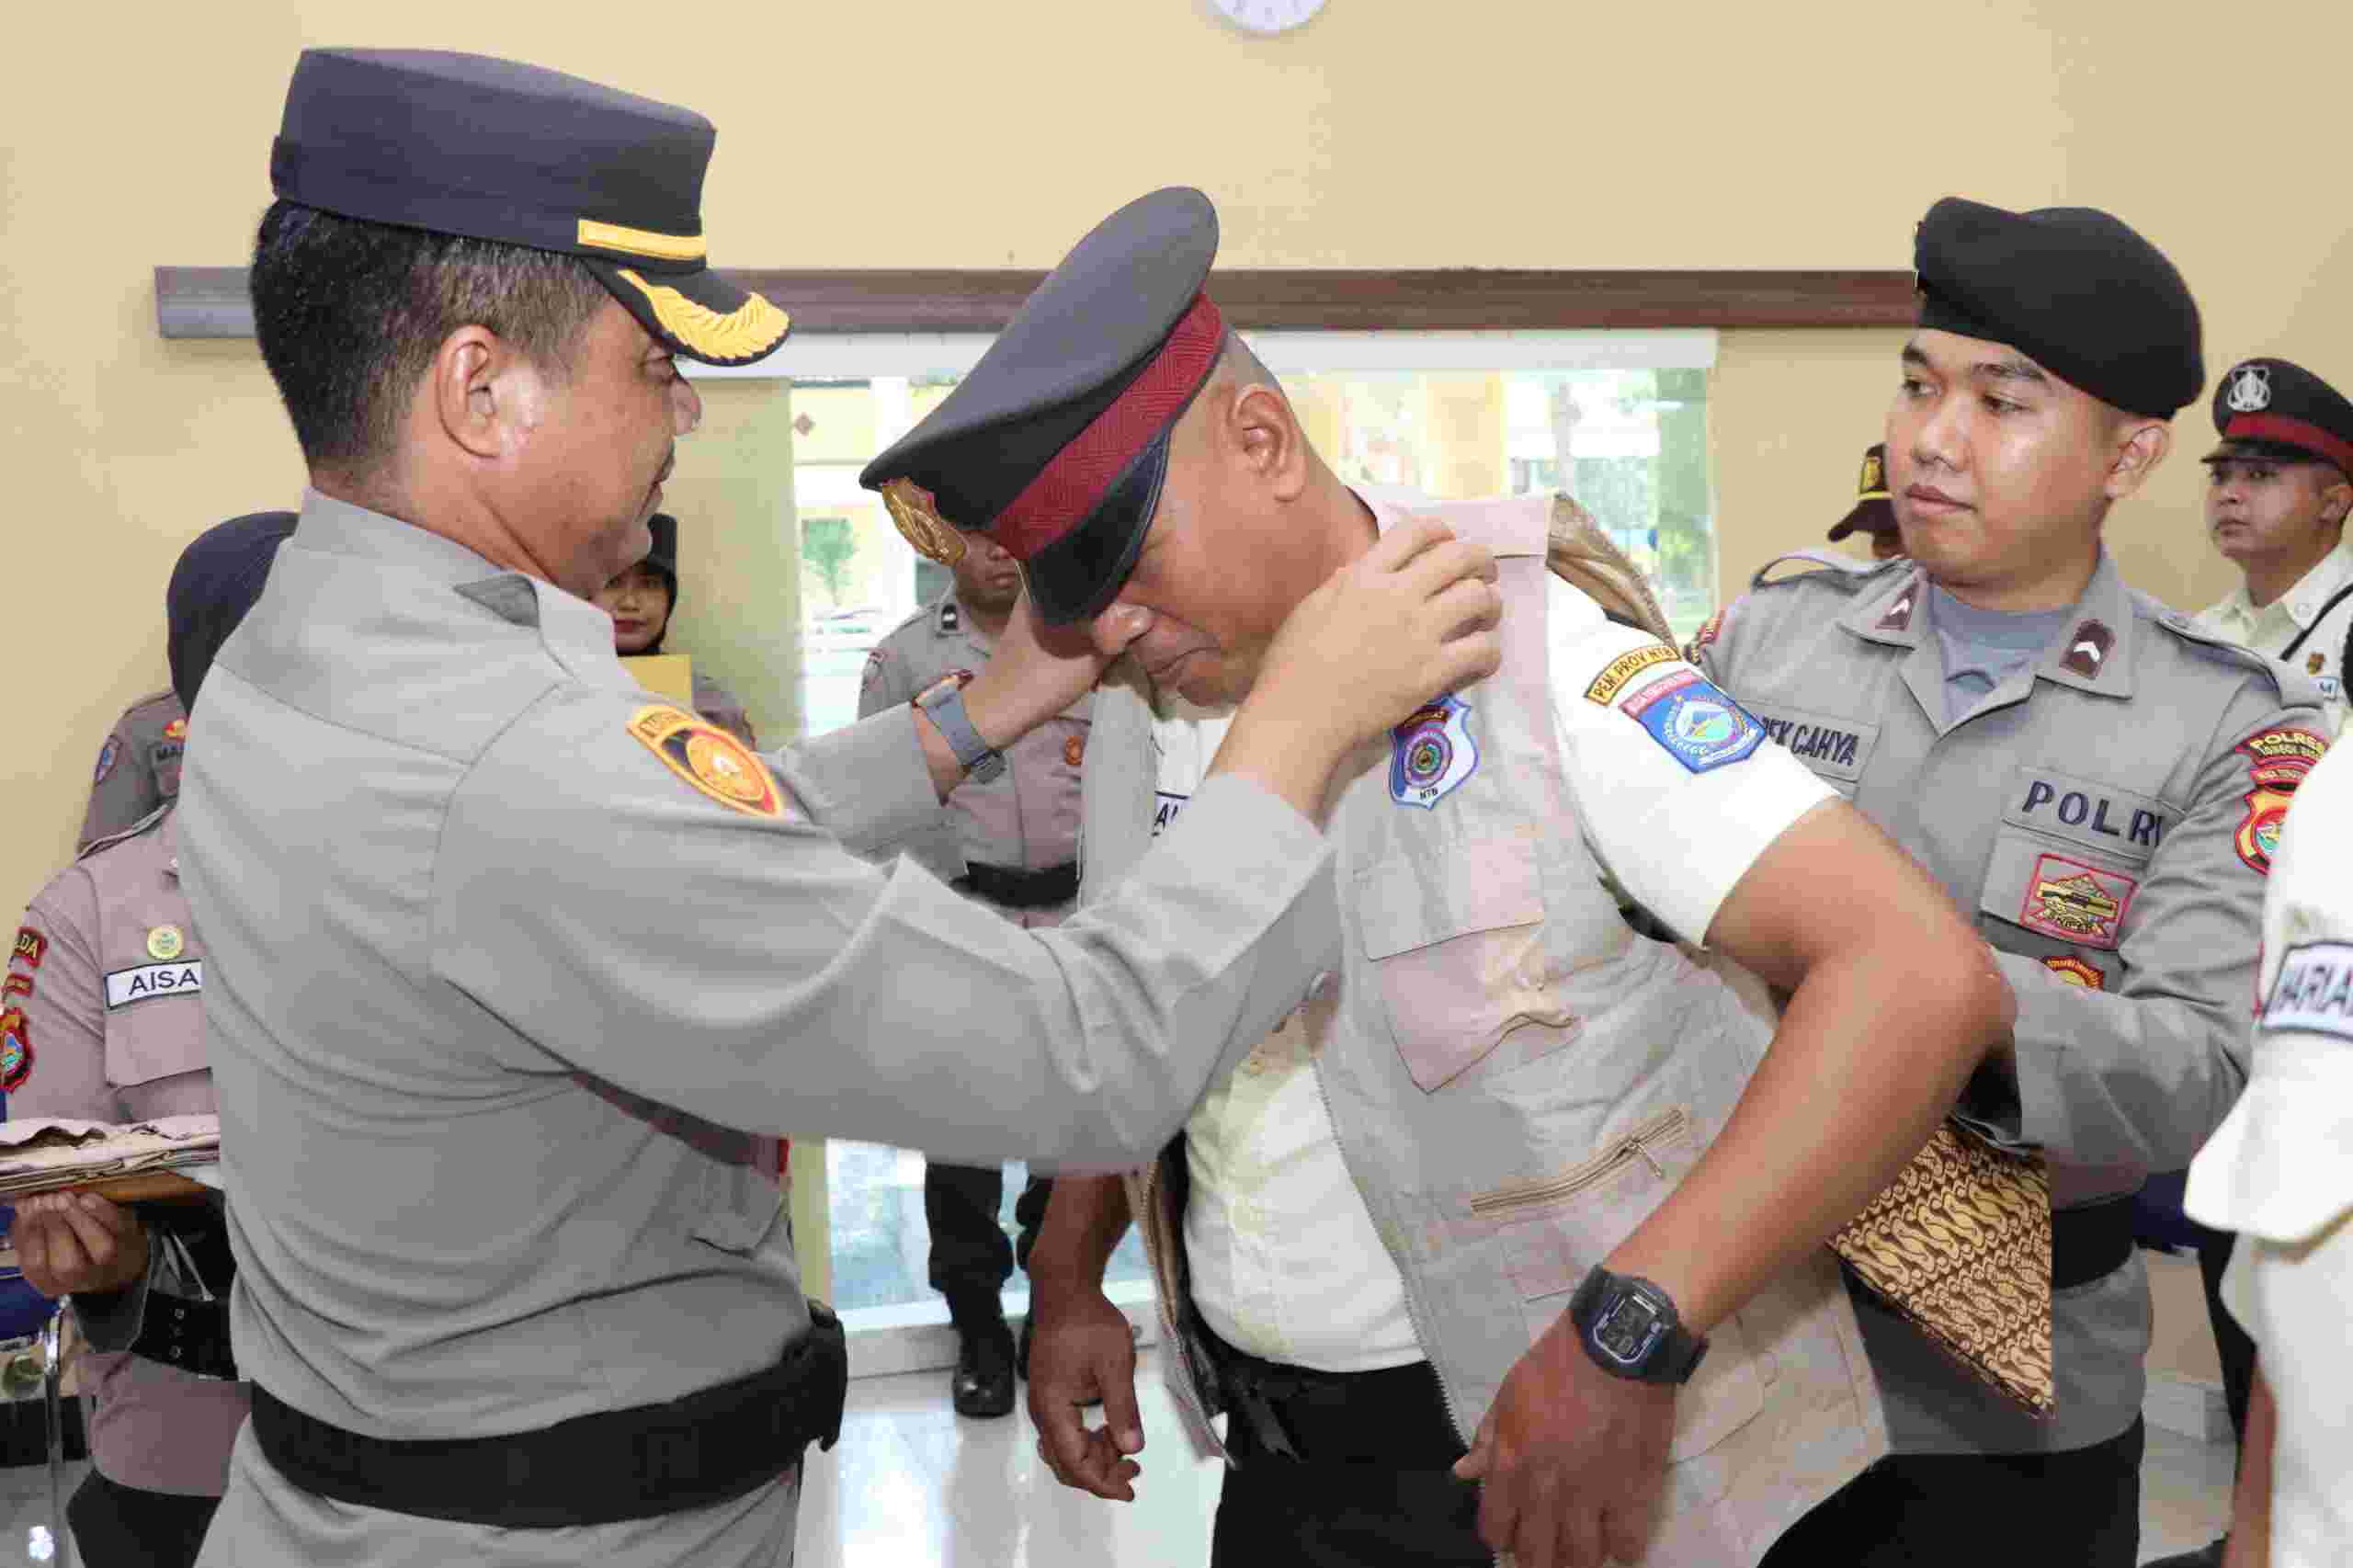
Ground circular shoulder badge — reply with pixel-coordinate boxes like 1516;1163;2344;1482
147;925;186;960
626;706;788;819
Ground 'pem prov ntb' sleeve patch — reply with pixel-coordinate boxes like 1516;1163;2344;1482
626;706;790;819
1618;670;1765;775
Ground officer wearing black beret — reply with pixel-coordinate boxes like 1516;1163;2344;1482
1693;197;2331;1568
183;49;1500;1568
2193;358;2353;710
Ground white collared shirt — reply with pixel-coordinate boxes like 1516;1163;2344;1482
2194;537;2353;706
1162;497;1835;1372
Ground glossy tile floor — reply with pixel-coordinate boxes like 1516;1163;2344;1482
792;1348;2239;1568
0;1359;2234;1565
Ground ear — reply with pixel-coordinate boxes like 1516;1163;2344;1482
431;325;526;462
1229;381;1309;503
2321;474;2353;528
2103;418;2172;503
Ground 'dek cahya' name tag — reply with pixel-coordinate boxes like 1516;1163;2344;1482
104;960;204;1009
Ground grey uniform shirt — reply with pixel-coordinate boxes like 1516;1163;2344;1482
180;491;1340;1568
1696;549;2332;1456
858;592;1088;915
79;689;187;851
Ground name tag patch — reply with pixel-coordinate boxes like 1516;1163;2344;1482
2018;853;2136;949
1744;701;1881;785
1622;671;1764;775
2262;941;2353;1040
1390;694;1479;809
1152;791;1190;836
105;960;203;1010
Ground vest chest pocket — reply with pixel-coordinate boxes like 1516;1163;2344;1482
1471;1106;1765;1474
1354;838;1551;1094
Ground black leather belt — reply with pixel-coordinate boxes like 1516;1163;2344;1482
2053;1197;2135;1290
954;859;1079;910
250;1302;847;1528
1199;1326;1462;1467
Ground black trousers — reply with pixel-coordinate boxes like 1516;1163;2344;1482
923;1164;1053;1312
67;1468;220;1568
1206;1351;1487;1568
1758;1417;2146;1568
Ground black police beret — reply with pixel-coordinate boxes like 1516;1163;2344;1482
1914;198;2203;418
168;512;298;714
1826;443;1897;542
858;188;1224;625
271;50;789;367
2203;358;2353;475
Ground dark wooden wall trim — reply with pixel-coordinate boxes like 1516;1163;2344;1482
155;265;1916;340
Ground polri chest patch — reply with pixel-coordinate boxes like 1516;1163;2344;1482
628;705;789;819
1390;694;1478;809
1621;671;1765;775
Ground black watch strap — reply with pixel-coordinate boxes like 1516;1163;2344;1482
1568;1265;1708;1384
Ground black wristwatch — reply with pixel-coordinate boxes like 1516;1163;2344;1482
1568;1265;1708;1384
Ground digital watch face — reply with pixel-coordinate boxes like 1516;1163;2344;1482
1594;1293;1664;1365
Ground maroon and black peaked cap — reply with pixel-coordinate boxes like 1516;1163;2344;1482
2203;358;2353;476
858;188;1226;625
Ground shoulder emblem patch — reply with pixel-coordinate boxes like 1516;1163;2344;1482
2042;954;2105;990
627;705;789;819
1584;642;1679;706
2233;727;2329;873
11;929;44;971
162;717;188;743
1682;608;1726;667
1390;695;1479;809
2;975;30;1002
0;1008;30;1093
1621;670;1765;775
2263;941;2353;1041
93;735;121;785
2018;854;2135;949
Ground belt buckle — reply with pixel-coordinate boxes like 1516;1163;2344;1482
1220;1362;1302;1461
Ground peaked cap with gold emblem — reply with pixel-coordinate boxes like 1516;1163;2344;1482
858;187;1225;625
1827;442;1897;543
270;49;790;367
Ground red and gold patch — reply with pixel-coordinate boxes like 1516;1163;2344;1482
2042;954;2105;990
1681;608;1727;668
2018;854;2135;949
2234;728;2329;874
162;717;188;742
1;975;29;1003
0;1007;30;1092
11;929;44;970
1063;733;1086;768
627;706;788;820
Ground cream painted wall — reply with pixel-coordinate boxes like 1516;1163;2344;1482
9;0;2353;913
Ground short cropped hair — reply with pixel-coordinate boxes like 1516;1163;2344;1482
248;200;609;471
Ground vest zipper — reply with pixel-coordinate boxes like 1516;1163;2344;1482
1466;1107;1691;1218
1304;1051;1503;1568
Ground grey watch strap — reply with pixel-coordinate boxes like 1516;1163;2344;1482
919;683;1006;782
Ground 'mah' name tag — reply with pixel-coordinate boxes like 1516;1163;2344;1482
104;960;203;1009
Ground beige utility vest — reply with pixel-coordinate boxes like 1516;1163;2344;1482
1091;495;1887;1565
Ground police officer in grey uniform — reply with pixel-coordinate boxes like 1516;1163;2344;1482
1706;199;2334;1568
180;50;1501;1568
78;688;189;851
7;512;292;1566
858;528;1081;1417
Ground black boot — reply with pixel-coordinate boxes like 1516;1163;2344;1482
948;1300;1016;1419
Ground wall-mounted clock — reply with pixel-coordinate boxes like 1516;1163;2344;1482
1207;0;1328;36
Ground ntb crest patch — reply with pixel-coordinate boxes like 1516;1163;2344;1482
1390;695;1478;809
1621;670;1764;775
0;1007;30;1092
